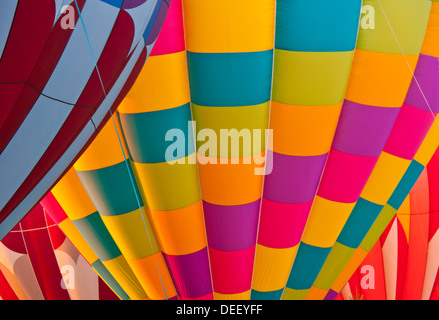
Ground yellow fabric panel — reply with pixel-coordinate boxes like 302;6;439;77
102;255;148;300
360;152;411;205
252;244;298;292
332;247;368;293
269;101;342;156
133;154;201;211
398;214;411;243
118;51;190;113
420;2;439;57
74;119;128;172
344;49;418;108
397;194;411;215
58;219;99;264
149;200;207;256
192;102;270;158
414;115;439;166
306;286;329;300
397;196;411;242
197;153;265;206
281;288;309;300
100;207;160;260
301;196;356;248
214;290;251;300
51;168;97;220
182;0;275;53
127;252;176;300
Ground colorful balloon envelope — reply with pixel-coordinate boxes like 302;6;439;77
0;204;118;300
339;149;439;300
3;0;439;301
0;0;170;240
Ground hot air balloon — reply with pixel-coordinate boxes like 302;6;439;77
40;0;274;300
183;0;275;300
339;149;439;300
252;0;363;300
3;0;439;302
43;167;151;300
308;0;439;300
43;0;205;300
0;204;118;300
117;0;213;300
323;116;439;300
0;0;170;240
41;188;135;300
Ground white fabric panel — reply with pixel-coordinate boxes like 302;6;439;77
0;40;146;240
0;0;18;60
381;219;399;300
42;0;119;103
0;97;73;211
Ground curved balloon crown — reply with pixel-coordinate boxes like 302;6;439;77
2;0;439;301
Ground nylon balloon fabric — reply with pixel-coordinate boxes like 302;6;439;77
2;0;439;301
0;0;171;240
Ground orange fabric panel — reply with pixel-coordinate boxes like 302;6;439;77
269;101;342;156
333;247;369;293
421;2;439;57
344;49;418;108
306;286;329;300
197;153;265;205
128;252;176;300
149;200;207;256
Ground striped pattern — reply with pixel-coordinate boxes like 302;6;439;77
0;205;69;300
251;0;362;300
117;0;213;300
182;0;275;300
283;0;433;300
49;168;149;300
0;0;169;240
0;203;117;300
73;119;177;300
43;208;120;300
306;0;439;299
4;1;439;301
340;160;439;300
326;114;439;299
339;240;387;300
41;191;127;300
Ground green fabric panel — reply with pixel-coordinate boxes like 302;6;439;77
281;288;309;300
359;204;398;252
272;49;354;106
357;0;431;55
313;242;357;290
